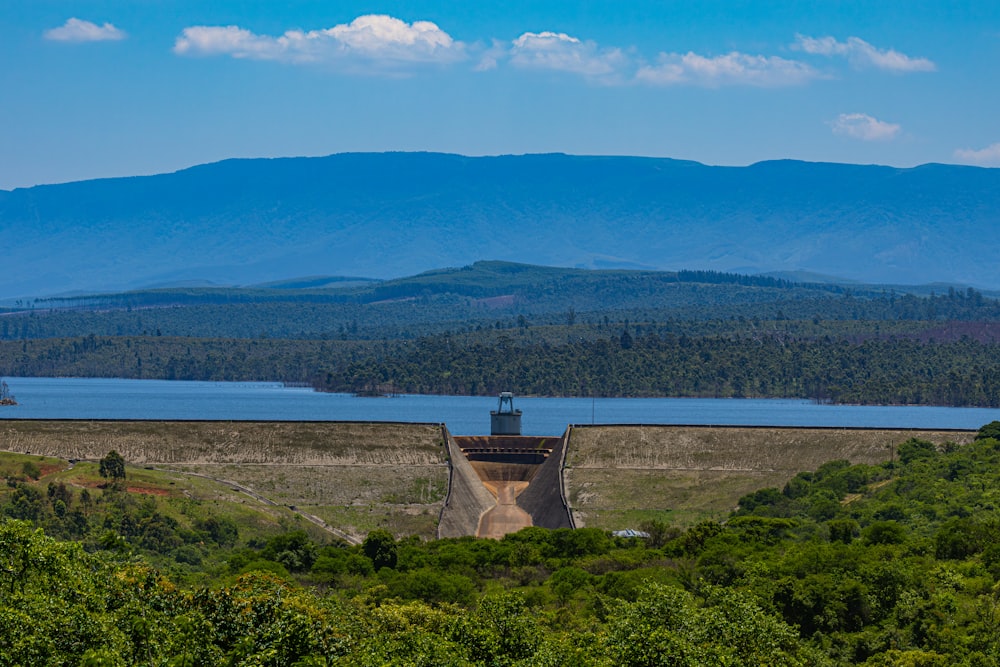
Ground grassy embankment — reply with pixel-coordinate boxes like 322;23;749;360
0;420;449;541
564;425;976;529
2;420;978;539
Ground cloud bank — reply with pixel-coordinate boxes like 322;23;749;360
44;18;126;43
794;35;935;72
171;16;937;91
637;51;818;87
507;31;628;81
500;31;817;87
830;113;902;141
174;15;465;70
954;143;1000;166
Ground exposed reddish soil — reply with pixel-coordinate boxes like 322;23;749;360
913;321;1000;344
473;294;516;309
127;486;170;496
368;296;418;305
77;480;171;496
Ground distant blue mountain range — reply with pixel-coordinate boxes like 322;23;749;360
2;152;998;299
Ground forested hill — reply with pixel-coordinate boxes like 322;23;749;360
5;262;1000;405
4;262;998;341
2;152;999;298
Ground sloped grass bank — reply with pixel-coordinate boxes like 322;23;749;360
565;425;975;529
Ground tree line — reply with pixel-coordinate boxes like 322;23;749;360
3;279;999;342
318;332;1000;406
5;327;1000;406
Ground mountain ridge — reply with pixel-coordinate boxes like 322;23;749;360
2;152;998;298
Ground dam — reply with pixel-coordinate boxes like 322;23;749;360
438;394;574;538
0;387;980;541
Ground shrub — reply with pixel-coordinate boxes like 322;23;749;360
862;521;907;546
21;462;41;480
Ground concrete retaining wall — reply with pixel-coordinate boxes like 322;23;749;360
515;430;573;530
437;427;498;538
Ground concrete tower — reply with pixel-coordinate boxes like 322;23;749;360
490;391;522;435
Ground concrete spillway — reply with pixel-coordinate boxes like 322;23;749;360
437;431;574;538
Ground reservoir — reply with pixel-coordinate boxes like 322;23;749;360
0;377;996;435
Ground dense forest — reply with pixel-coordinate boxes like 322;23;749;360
5;422;1000;664
3;326;1000;406
4;263;1000;406
315;332;1000;406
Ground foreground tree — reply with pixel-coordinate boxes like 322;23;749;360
363;529;398;571
604;583;828;666
99;450;126;482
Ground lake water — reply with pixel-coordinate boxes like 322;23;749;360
0;377;996;435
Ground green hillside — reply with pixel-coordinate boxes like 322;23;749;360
5;422;1000;664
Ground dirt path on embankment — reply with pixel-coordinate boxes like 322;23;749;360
145;467;362;545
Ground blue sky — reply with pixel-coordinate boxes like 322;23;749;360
3;1;999;189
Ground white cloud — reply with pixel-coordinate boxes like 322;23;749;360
501;32;815;87
953;143;1000;166
794;35;935;73
173;26;280;59
508;31;628;80
830;113;902;141
475;39;507;71
637;51;818;87
174;15;465;70
44;18;126;43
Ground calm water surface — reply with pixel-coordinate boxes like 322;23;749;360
0;377;996;435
